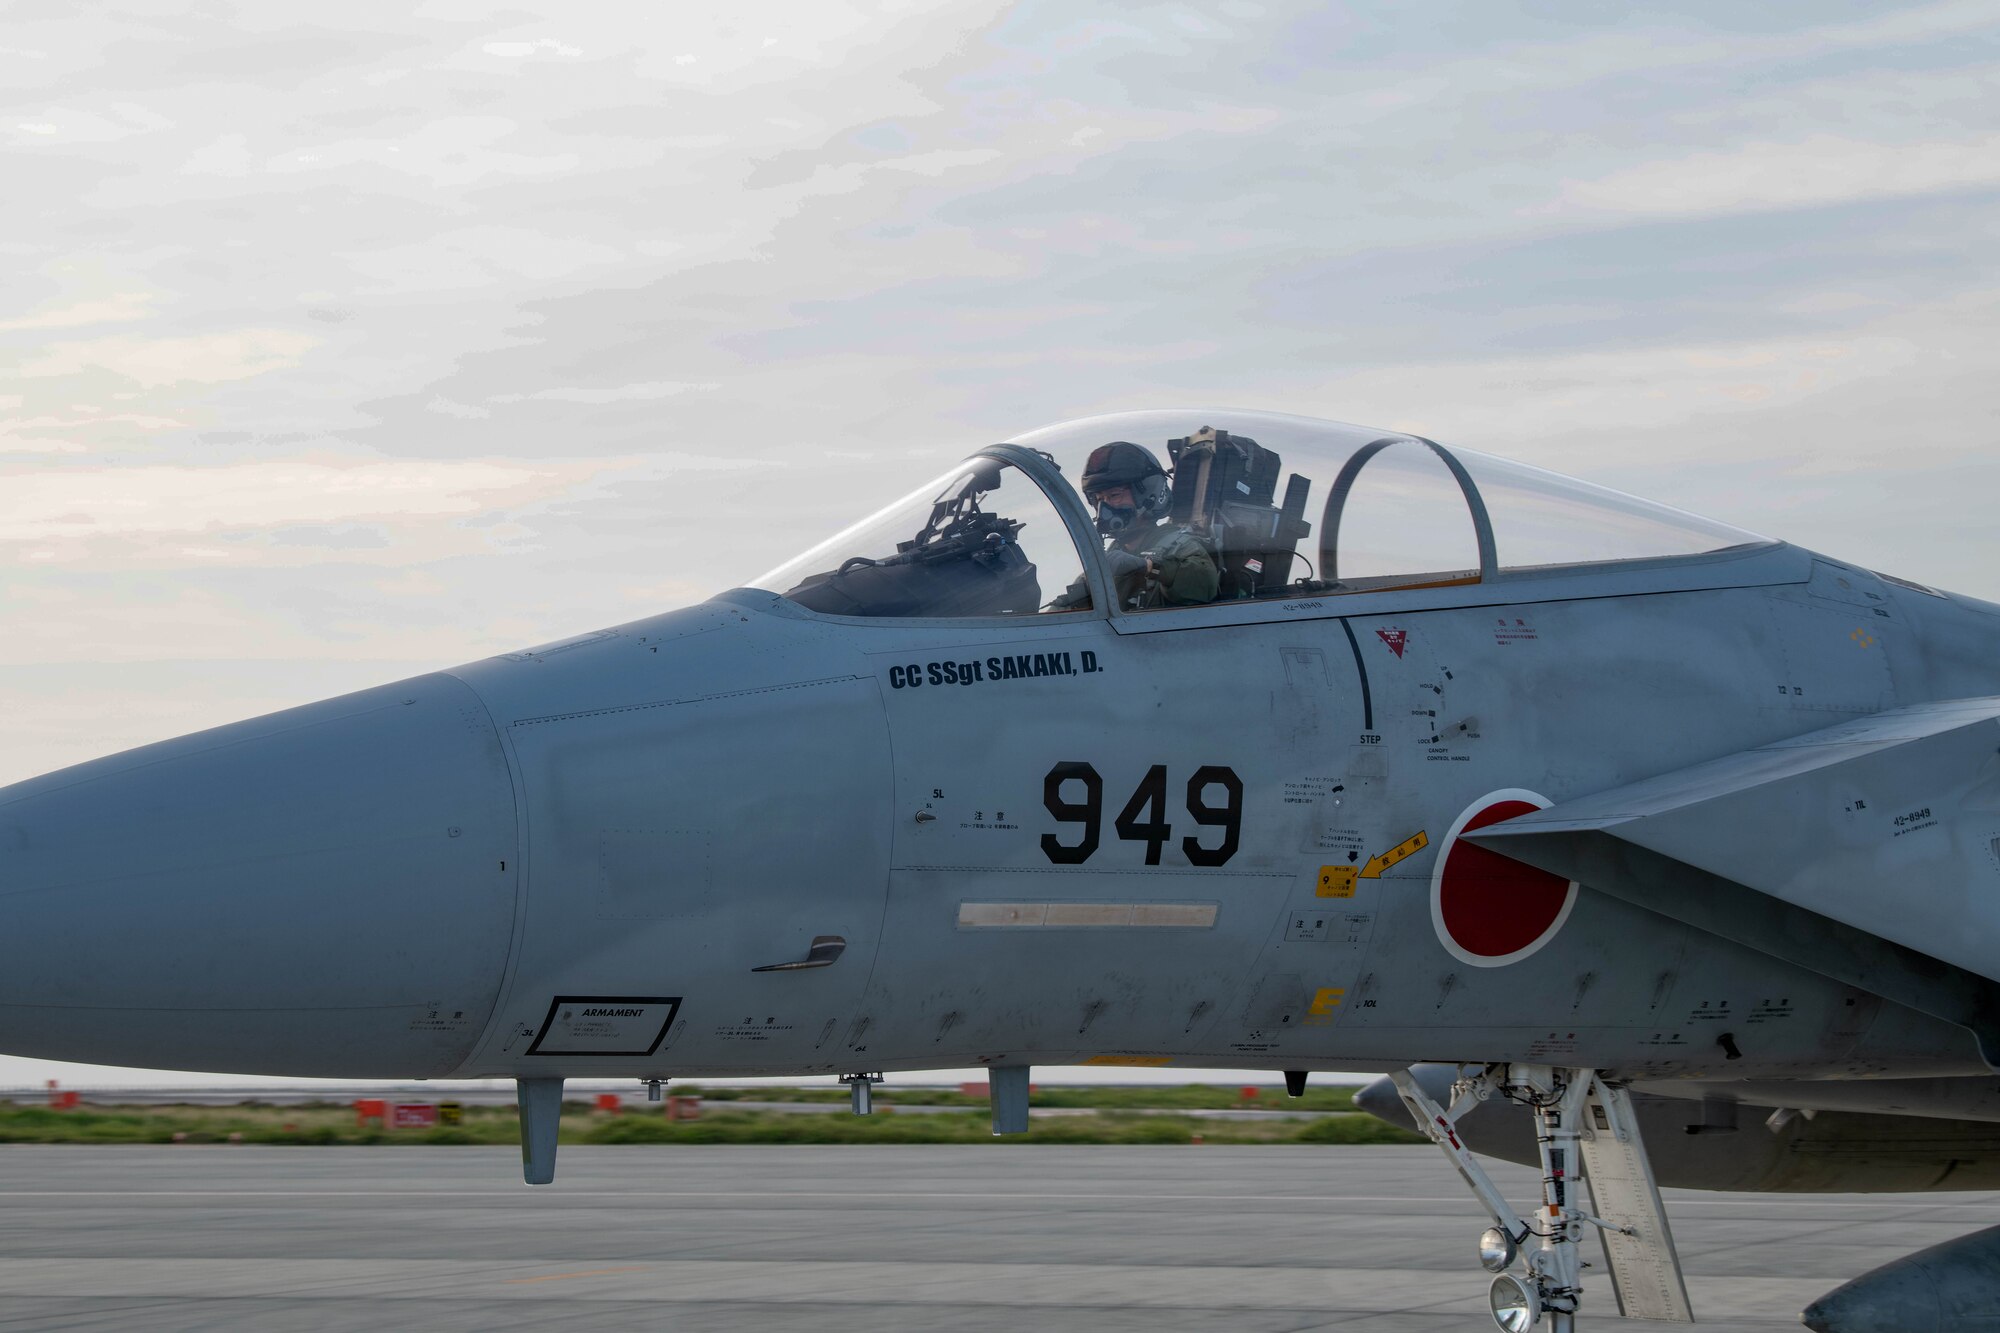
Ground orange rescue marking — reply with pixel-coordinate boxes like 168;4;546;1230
1360;830;1429;879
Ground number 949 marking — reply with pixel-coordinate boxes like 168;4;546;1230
1040;762;1243;867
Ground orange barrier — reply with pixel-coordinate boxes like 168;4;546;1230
961;1081;1039;1098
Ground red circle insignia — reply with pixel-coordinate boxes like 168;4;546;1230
1429;789;1577;967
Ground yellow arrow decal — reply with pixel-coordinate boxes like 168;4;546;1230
1359;830;1429;879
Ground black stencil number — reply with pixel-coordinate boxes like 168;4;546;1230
1182;766;1243;867
1039;762;1241;867
1039;761;1102;864
1114;764;1172;865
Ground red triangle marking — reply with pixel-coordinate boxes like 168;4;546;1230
1376;629;1407;658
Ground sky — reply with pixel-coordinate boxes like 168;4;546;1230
3;0;1998;1088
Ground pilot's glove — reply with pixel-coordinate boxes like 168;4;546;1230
1103;550;1153;581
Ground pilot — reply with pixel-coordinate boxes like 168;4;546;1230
1047;442;1219;611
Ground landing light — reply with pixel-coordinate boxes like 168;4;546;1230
1488;1273;1540;1331
1478;1226;1518;1273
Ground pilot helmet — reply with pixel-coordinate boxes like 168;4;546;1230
1081;441;1172;536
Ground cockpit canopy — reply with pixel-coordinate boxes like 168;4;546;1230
751;408;1771;619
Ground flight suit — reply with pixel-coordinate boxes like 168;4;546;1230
1049;523;1220;611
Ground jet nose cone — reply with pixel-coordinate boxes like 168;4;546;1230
0;672;518;1076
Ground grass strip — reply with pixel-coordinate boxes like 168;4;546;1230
0;1100;1421;1147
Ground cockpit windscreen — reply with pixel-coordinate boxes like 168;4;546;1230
752;458;1088;618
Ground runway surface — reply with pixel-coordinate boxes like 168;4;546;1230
1;1143;1991;1330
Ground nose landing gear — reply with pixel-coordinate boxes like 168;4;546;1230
1390;1065;1693;1330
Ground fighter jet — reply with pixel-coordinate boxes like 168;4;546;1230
3;407;1997;1331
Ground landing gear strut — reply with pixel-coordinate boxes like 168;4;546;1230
1391;1065;1692;1330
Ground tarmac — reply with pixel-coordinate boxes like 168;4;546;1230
0;1143;1990;1330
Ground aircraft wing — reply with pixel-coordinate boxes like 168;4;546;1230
1468;697;2000;1062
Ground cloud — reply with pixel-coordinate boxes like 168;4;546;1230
488;380;718;404
1813;0;2000;46
1556;135;2000;219
0;410;187;454
426;396;490;420
13;330;319;388
481;38;584;59
340;225;628;293
0;292;155;332
5;101;173;144
1323;332;1925;441
239;114;654;188
0;456;575;543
